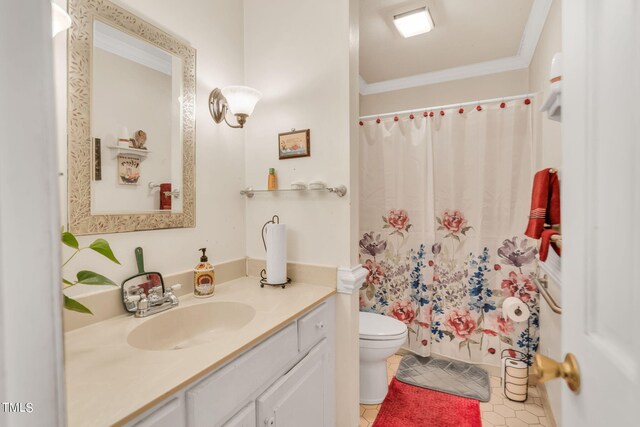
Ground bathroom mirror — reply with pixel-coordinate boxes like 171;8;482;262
67;0;196;234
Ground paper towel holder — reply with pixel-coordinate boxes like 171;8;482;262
260;215;291;289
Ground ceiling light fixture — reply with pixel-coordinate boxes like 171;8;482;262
393;7;434;38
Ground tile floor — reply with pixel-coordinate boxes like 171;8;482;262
359;354;551;427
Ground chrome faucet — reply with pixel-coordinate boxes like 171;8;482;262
124;284;182;318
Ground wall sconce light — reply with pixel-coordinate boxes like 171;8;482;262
209;86;262;128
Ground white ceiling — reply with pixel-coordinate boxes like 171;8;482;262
360;0;547;94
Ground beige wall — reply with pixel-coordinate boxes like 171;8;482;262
529;0;562;424
359;69;529;116
243;0;355;269
243;1;360;426
56;0;247;295
530;0;562;170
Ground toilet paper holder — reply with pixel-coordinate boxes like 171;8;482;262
501;349;530;402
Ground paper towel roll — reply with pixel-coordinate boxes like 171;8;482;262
266;223;287;284
502;297;530;322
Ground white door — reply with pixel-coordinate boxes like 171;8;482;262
0;1;66;426
561;0;639;425
256;340;328;427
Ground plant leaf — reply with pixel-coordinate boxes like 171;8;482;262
64;295;93;314
61;231;79;249
76;270;117;286
459;340;468;350
89;239;120;264
63;278;73;285
382;216;388;223
436;217;442;224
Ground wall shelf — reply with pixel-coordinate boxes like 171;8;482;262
240;185;347;198
107;146;150;159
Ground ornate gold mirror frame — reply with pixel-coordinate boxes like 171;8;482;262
67;0;196;234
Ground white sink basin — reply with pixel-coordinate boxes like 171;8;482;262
127;301;256;351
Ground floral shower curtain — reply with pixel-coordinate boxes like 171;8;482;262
359;101;540;366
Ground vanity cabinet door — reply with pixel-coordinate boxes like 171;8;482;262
222;402;255;427
186;323;298;427
256;340;328;427
131;397;184;427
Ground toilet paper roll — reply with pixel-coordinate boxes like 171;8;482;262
502;297;530;323
502;358;528;402
265;223;287;284
505;382;528;402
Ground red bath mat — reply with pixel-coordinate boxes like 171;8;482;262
372;378;482;427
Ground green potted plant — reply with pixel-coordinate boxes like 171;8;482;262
61;229;120;314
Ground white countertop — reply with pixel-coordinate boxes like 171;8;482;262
64;277;335;426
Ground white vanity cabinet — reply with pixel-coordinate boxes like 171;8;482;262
125;297;335;427
256;339;329;427
222;403;255;427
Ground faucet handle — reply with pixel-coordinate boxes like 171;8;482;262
164;284;182;296
138;293;149;310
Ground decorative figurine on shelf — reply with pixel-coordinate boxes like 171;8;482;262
130;130;147;149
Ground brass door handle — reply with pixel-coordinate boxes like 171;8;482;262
533;353;581;393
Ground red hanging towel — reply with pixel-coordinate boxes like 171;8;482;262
160;183;172;210
539;229;561;262
524;168;561;239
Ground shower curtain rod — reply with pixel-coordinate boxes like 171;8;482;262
358;92;538;120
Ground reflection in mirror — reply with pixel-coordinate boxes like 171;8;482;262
91;20;183;214
67;0;195;234
121;272;165;313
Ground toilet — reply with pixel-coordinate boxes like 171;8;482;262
359;311;408;404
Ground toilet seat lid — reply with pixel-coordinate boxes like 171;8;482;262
359;311;407;340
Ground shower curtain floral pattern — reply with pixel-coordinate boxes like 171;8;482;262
359;101;540;366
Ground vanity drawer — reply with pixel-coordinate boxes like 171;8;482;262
186;323;298;427
297;302;328;352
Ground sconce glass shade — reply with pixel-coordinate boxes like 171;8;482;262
51;2;72;37
221;86;262;116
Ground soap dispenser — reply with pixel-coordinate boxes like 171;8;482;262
194;248;215;298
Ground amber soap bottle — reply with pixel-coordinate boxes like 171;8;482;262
268;168;277;190
194;248;215;298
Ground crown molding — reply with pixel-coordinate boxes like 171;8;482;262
94;20;173;76
360;0;553;95
360;56;529;95
518;0;554;65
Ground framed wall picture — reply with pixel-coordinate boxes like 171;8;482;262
278;129;310;159
117;154;141;185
